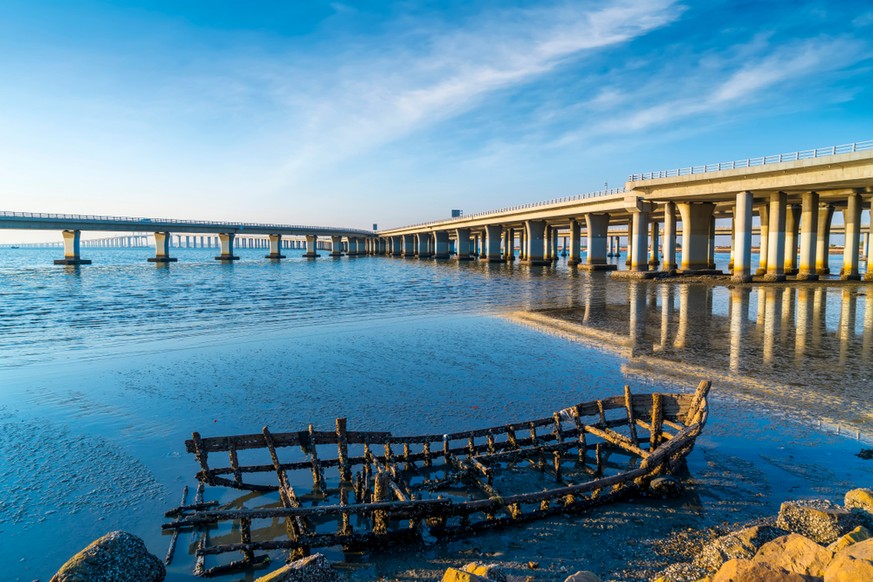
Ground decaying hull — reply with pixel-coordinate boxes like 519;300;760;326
163;380;711;577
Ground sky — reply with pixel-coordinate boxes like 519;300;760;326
0;0;871;242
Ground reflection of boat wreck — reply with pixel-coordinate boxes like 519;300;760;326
163;381;710;577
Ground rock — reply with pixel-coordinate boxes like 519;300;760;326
844;488;873;526
462;562;508;581
827;525;872;553
823;538;873;581
776;499;863;544
693;525;787;572
655;561;709;581
255;554;337;582
650;476;683;497
712;558;812;582
442;568;488;582
751;533;832;577
563;571;602;582
50;530;165;582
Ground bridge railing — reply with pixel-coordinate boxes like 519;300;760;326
0;211;374;236
628;139;873;181
383;187;626;232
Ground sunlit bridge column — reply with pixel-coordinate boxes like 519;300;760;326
625;218;633;266
484;225;503;262
630;208;649;272
784;203;800;275
478;232;487;258
840;192;862;280
649;220;660;268
729;287;750;373
215;232;240;261
303;234;320;258
662;202;677;271
795;287;813;361
838;288;857;366
732;191;753;282
815;203;835;275
402;234;415;258
764;191;787;282
523;220;549;265
756;203;769;276
330;235;343;257
434;230;450;259
543;226;553;262
148;231;177;263
797;192;820;280
676;202;715;272
503;228;515;261
453;228;471;260
550;227;559;262
54;230;91;265
266;234;285;259
580;213;613;271
567;219;581;266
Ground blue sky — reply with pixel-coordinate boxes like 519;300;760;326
1;0;871;242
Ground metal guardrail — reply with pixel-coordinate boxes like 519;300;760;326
0;211;374;236
382;187;626;232
628;140;873;181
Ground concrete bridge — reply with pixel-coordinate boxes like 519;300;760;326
0;213;374;264
376;140;873;281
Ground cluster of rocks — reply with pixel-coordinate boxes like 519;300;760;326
440;562;603;582
653;488;873;581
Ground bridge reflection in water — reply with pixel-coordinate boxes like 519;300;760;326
508;282;872;438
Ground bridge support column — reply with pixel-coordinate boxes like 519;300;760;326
663;202;677;271
303;234;320;258
580;213;614;271
676;202;715;272
402;234;415;257
708;215;717;269
625;219;632;266
54;229;91;265
815;203;834;275
755;204;769;275
797;192;820;280
732;191;753;282
478;233;487;259
550;227;559;262
630;209;650;272
503;228;515;261
484;225;503;262
543;227;552;261
523;220;549;265
148;231;177;263
841;192;863;280
866;198;873;281
330;235;343;257
434;230;450;259
763;191;787;282
417;232;433;258
784;204;800;275
215;233;240;261
389;236;400;256
265;234;286;259
567;219;581;266
518;228;526;261
454;228;472;260
649;221;660;267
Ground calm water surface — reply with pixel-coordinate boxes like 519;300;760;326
0;248;870;581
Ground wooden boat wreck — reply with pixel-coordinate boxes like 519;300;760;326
163;380;711;576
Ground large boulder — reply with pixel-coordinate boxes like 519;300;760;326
828;525;872;553
693;525;786;572
255;554;337;582
751;533;832;577
50;531;165;582
461;562;507;581
442;568;488;582
712;558;811;582
563;571;602;582
844;488;873;526
776;499;863;544
823;537;873;582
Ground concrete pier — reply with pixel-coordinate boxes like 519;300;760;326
265;234;286;259
54;229;91;265
763;191;787;282
215;232;240;261
303;234;320;258
148;231;178;263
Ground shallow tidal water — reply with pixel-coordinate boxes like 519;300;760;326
0;247;871;581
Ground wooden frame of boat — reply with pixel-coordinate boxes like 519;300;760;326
163;380;710;577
